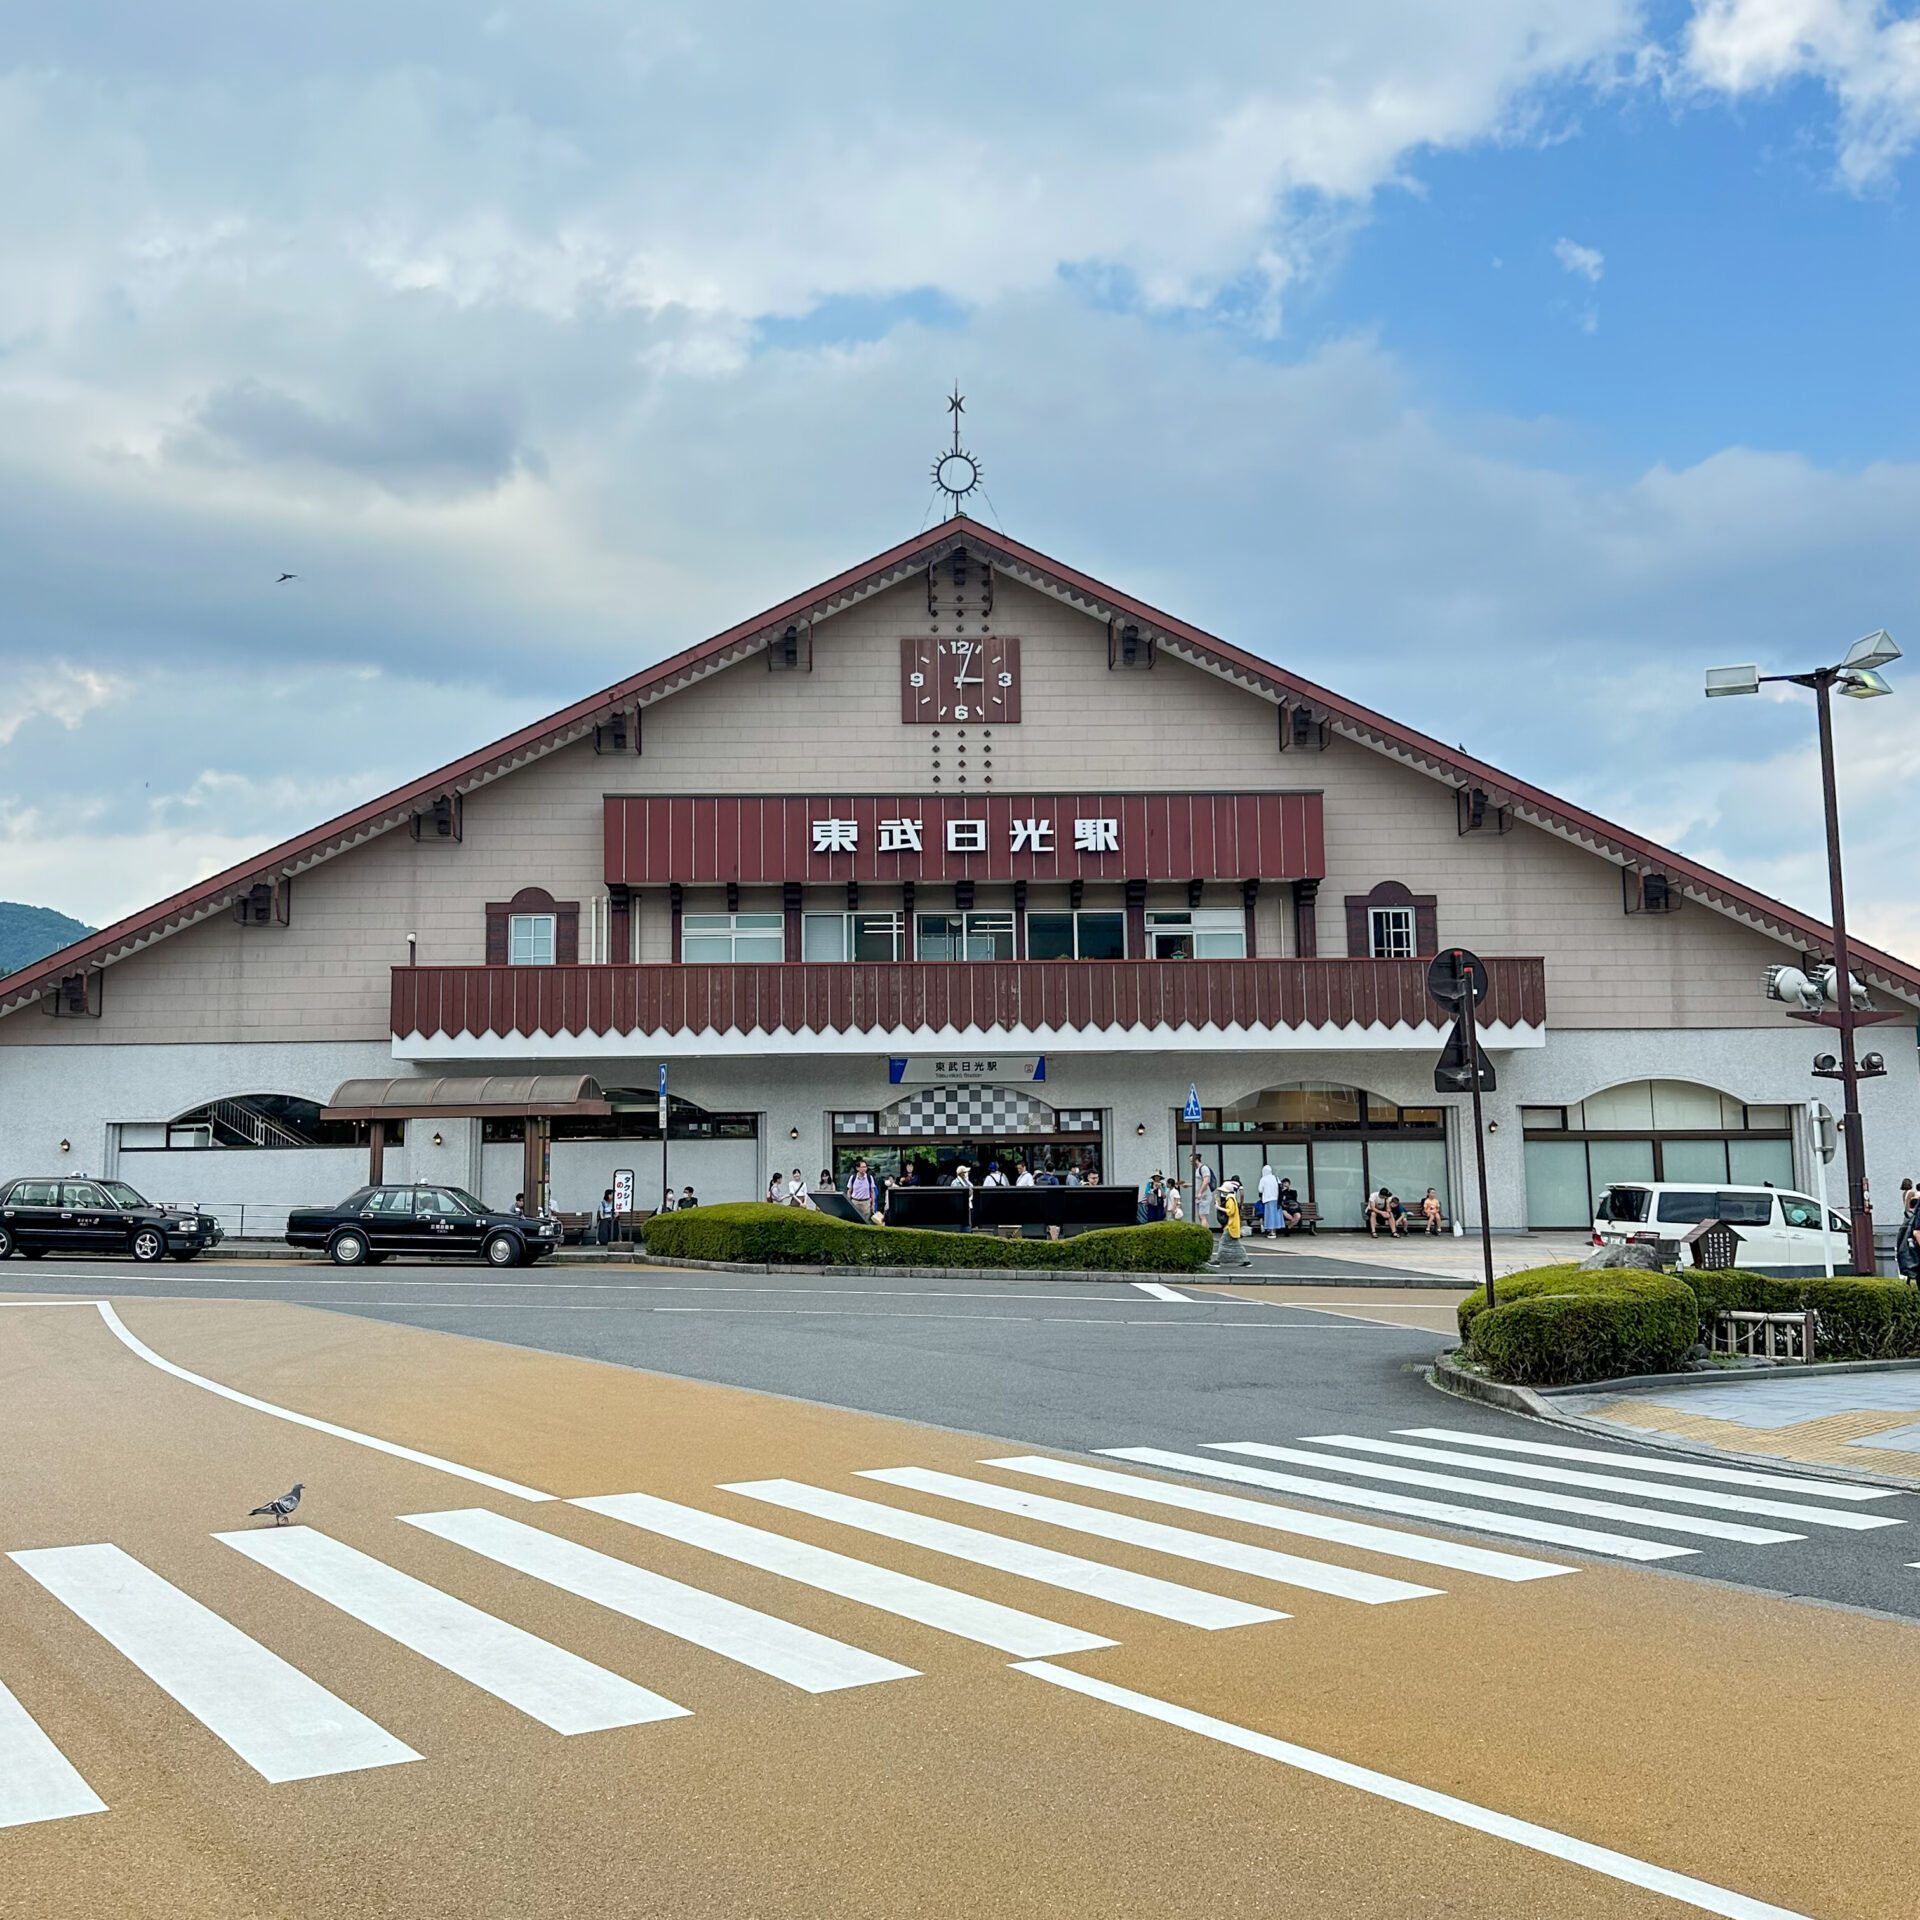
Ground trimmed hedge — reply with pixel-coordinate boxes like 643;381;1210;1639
1459;1264;1699;1387
1679;1269;1920;1362
640;1203;1214;1273
1459;1262;1920;1385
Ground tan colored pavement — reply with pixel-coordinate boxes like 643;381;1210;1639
2;1293;1916;1918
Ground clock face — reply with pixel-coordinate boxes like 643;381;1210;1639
901;635;1021;724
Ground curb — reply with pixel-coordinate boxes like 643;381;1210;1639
1429;1349;1920;1493
629;1252;1217;1284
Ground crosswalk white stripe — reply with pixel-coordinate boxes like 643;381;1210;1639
723;1479;1283;1629
1013;1662;1814;1920
1132;1282;1192;1302
1302;1435;1902;1530
0;1675;106;1829
216;1527;688;1734
401;1508;916;1694
574;1491;1114;1657
859;1467;1441;1605
982;1455;1575;1582
1397;1427;1897;1501
1209;1444;1802;1545
1098;1449;1696;1560
8;1544;419;1782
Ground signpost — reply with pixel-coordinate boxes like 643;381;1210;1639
612;1167;635;1244
1809;1098;1837;1280
1428;948;1498;1311
1183;1083;1202;1223
658;1063;669;1216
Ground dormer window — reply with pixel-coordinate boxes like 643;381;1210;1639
1367;906;1415;959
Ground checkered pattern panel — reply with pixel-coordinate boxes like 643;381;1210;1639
880;1086;1057;1137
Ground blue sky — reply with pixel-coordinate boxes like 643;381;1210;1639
2;0;1917;958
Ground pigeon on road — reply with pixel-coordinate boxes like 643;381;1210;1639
249;1483;303;1526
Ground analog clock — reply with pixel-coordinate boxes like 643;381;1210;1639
900;635;1021;724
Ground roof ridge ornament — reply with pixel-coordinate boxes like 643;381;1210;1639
932;384;981;518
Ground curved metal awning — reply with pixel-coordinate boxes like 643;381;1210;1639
323;1074;610;1120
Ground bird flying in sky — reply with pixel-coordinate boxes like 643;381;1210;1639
276;572;298;583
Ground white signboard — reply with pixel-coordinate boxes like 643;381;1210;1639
612;1169;635;1214
889;1056;1046;1084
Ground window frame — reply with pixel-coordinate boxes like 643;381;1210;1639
1025;909;1128;960
914;911;1016;961
681;911;787;964
508;912;557;967
1367;905;1416;959
1143;909;1246;960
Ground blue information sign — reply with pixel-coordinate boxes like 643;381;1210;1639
1183;1085;1202;1123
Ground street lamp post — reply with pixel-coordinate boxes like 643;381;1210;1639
1706;631;1900;1276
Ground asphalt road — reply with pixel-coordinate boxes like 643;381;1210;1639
4;1256;1917;1621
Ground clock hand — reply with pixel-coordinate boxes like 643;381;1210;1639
953;672;984;686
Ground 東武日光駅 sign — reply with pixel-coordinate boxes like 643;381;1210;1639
889;1057;1046;1084
603;793;1324;884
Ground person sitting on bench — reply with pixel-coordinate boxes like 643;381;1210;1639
1420;1187;1444;1235
1277;1179;1303;1232
1366;1188;1407;1237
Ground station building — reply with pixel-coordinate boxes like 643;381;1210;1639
3;520;1917;1237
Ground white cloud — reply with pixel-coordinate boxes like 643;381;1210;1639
1554;236;1606;279
1684;0;1920;184
0;666;124;746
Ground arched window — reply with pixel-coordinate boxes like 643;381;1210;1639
485;887;579;966
121;1095;393;1150
1345;882;1437;959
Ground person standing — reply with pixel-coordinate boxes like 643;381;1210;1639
1257;1163;1280;1238
1164;1181;1184;1222
785;1167;812;1206
596;1188;615;1246
982;1161;1009;1189
846;1158;878;1220
1194;1157;1216;1227
1014;1162;1035;1188
1899;1183;1920;1285
766;1173;783;1205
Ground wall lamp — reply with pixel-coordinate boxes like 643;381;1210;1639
432;1131;444;1147
1135;1123;1147;1136
59;1138;71;1154
789;1126;800;1140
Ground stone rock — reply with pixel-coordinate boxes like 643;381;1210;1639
1580;1241;1663;1272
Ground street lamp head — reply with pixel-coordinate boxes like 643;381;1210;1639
1838;668;1894;699
1704;664;1761;698
1841;629;1901;672
1814;1052;1838;1073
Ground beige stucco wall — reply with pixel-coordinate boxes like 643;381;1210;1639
2;573;1834;1048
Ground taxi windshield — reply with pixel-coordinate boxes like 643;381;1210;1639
100;1181;150;1209
441;1188;486;1214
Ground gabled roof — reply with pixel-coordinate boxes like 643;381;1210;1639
5;518;1918;1013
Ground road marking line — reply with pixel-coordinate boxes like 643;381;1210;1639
1396;1427;1896;1500
1098;1449;1695;1561
0;1676;106;1829
724;1480;1282;1629
1210;1444;1801;1545
1012;1662;1814;1920
859;1467;1440;1606
91;1302;554;1502
8;1544;419;1782
575;1491;1114;1658
216;1527;688;1734
1131;1282;1192;1302
1303;1435;1900;1530
401;1509;915;1694
982;1456;1573;1582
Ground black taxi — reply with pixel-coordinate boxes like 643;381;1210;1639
0;1177;225;1263
285;1184;561;1267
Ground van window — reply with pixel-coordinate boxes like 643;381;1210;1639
1607;1187;1651;1223
1655;1191;1717;1224
1715;1192;1775;1226
1779;1195;1823;1229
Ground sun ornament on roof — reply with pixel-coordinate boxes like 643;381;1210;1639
932;384;981;517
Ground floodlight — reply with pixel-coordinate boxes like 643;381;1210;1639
1814;1053;1838;1073
1841;630;1901;672
1862;1052;1886;1074
1704;665;1761;697
1838;668;1893;698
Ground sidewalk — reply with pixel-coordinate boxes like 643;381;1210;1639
1238;1229;1593;1284
1560;1369;1920;1484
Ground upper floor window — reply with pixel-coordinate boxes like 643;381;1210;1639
509;913;556;966
683;912;785;963
1367;906;1415;959
802;913;904;962
1027;910;1127;960
917;912;1014;960
1144;910;1245;960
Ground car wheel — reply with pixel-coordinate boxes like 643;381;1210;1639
0;1225;12;1260
329;1230;370;1267
131;1227;168;1264
483;1232;522;1269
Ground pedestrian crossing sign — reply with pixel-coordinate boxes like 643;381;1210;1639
1183;1085;1202;1123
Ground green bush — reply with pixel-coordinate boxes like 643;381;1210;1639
640;1203;1214;1273
1678;1269;1920;1361
1459;1264;1698;1387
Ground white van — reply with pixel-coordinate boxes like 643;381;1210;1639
1594;1183;1850;1276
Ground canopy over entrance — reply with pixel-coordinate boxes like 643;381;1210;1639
323;1074;610;1120
323;1075;610;1202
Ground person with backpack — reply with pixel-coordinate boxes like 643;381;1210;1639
1900;1183;1920;1285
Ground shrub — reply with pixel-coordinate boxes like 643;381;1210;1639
1459;1264;1698;1387
640;1203;1214;1273
1678;1270;1920;1362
